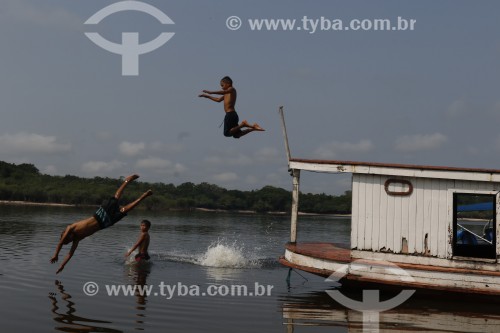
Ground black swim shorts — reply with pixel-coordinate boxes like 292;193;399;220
94;197;127;229
223;111;241;138
135;252;151;261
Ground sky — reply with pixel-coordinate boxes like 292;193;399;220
0;0;499;195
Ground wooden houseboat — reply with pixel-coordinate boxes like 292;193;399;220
278;108;500;295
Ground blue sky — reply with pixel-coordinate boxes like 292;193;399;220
0;0;499;194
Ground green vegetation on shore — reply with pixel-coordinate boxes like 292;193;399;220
0;161;351;214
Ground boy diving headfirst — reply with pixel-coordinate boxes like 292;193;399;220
50;174;153;273
199;76;264;139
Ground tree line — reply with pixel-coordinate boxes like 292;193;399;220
0;161;351;214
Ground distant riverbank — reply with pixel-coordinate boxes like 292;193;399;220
0;200;76;207
0;161;352;214
0;201;351;217
195;207;351;217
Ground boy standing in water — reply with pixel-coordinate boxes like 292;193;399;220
125;220;151;262
199;76;264;139
50;174;153;273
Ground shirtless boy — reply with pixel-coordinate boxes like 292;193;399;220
125;220;151;262
50;174;152;273
199;76;264;138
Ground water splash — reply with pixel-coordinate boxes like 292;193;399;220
123;248;152;267
151;239;265;268
124;248;136;265
197;241;257;268
127;238;280;270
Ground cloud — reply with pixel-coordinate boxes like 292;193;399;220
394;133;447;152
204;154;253;166
81;160;125;174
117;140;185;157
135;157;186;175
494;136;500;152
96;131;113;141
212;172;238;183
203;147;281;168
135;157;171;169
264;172;281;182
149;141;184;154
0;132;71;154
119;141;184;157
446;99;468;118
245;175;259;185
119;141;145;157
495;101;500;113
0;0;82;30
314;140;374;159
254;147;280;161
42;165;58;175
335;176;352;192
177;132;190;141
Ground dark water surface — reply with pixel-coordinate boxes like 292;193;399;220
0;205;499;332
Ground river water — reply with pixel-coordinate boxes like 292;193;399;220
0;205;499;332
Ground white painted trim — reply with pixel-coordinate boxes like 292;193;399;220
284;249;347;272
289;161;500;182
351;250;500;272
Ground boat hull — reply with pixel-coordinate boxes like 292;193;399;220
280;242;500;296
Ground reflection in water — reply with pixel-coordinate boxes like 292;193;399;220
281;288;500;333
124;262;151;331
48;280;122;333
204;267;244;282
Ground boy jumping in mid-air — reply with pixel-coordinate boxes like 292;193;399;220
50;174;153;273
125;220;151;262
199;76;264;139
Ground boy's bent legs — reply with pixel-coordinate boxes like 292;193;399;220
230;120;265;138
233;128;254;138
229;120;251;137
120;190;153;213
230;120;264;132
252;123;264;131
114;174;139;199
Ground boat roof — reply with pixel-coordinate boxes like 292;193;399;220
289;158;500;182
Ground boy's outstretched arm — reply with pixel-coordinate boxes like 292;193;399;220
202;89;231;95
198;87;233;102
125;234;146;257
56;240;79;274
199;94;223;103
50;226;71;263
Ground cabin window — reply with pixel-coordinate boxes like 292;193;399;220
453;193;496;259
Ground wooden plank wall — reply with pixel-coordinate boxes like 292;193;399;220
351;174;500;258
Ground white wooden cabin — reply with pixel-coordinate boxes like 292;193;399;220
290;158;499;265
